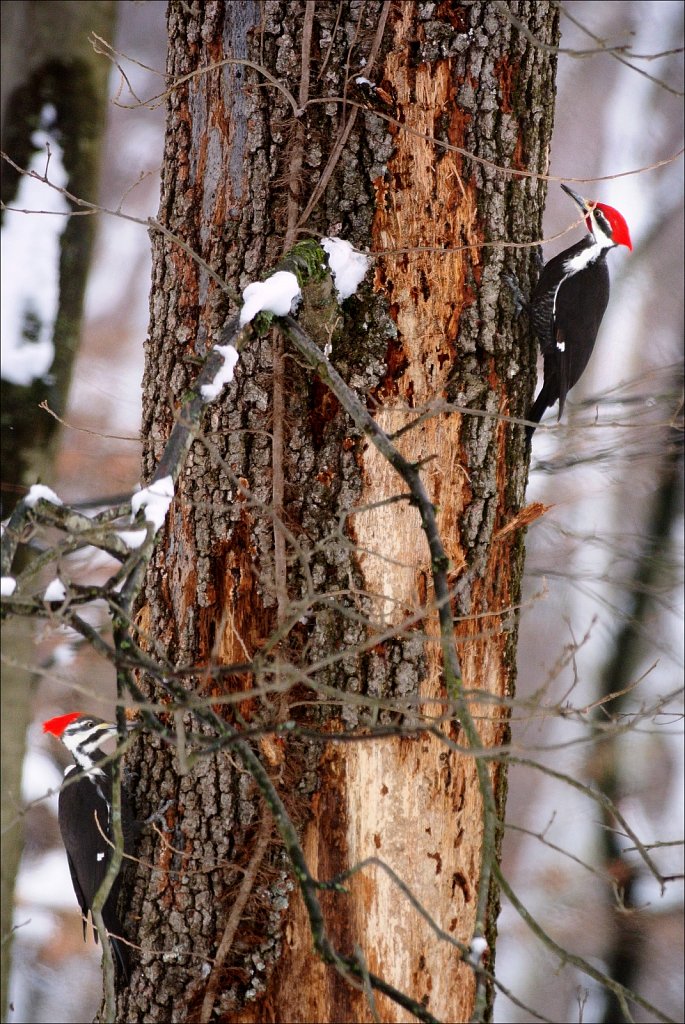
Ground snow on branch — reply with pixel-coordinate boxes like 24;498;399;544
0;237;369;628
199;344;240;401
0;237;383;647
43;578;67;603
239;271;301;326
321;237;369;301
24;483;63;507
130;475;174;533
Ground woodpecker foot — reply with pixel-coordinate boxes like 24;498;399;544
143;799;175;831
502;273;528;318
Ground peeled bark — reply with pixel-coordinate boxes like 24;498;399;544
121;3;558;1021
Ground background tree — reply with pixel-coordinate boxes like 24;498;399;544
0;3;116;1015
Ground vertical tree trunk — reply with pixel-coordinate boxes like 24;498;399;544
122;3;558;1021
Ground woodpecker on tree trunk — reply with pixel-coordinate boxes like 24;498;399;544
526;183;632;441
43;712;133;980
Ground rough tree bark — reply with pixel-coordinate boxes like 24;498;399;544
120;3;558;1021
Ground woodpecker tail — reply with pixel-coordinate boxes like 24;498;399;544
90;907;130;980
525;388;550;444
101;879;131;981
110;931;130;982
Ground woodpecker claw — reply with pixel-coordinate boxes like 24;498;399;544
143;798;175;831
502;273;528;318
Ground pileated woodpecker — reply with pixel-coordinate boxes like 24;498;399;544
527;183;632;439
43;712;132;979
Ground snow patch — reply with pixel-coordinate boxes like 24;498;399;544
321;237;369;301
131;475;174;533
468;936;489;964
25;484;62;508
200;344;240;401
43;579;66;603
1;577;17;597
239;271;301;326
1;111;70;387
118;528;148;550
51;643;77;667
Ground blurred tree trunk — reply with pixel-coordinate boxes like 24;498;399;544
121;2;558;1021
594;411;684;1024
0;0;116;504
0;3;115;1015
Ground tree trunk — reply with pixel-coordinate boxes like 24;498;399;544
121;3;558;1021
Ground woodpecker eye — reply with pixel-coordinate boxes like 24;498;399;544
594;209;611;237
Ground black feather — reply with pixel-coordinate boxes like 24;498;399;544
527;237;610;441
59;764;132;980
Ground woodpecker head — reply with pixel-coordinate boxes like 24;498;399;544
561;183;632;252
43;712;119;772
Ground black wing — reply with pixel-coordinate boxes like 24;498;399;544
64;848;91;940
59;768;132;978
552;257;610;416
58;769;114;941
529;244;610;423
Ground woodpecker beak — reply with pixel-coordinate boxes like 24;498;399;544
560;183;591;213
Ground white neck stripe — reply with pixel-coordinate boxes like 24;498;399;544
563;240;605;275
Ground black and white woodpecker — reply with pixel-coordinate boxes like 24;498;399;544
527;183;632;439
43;712;132;979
